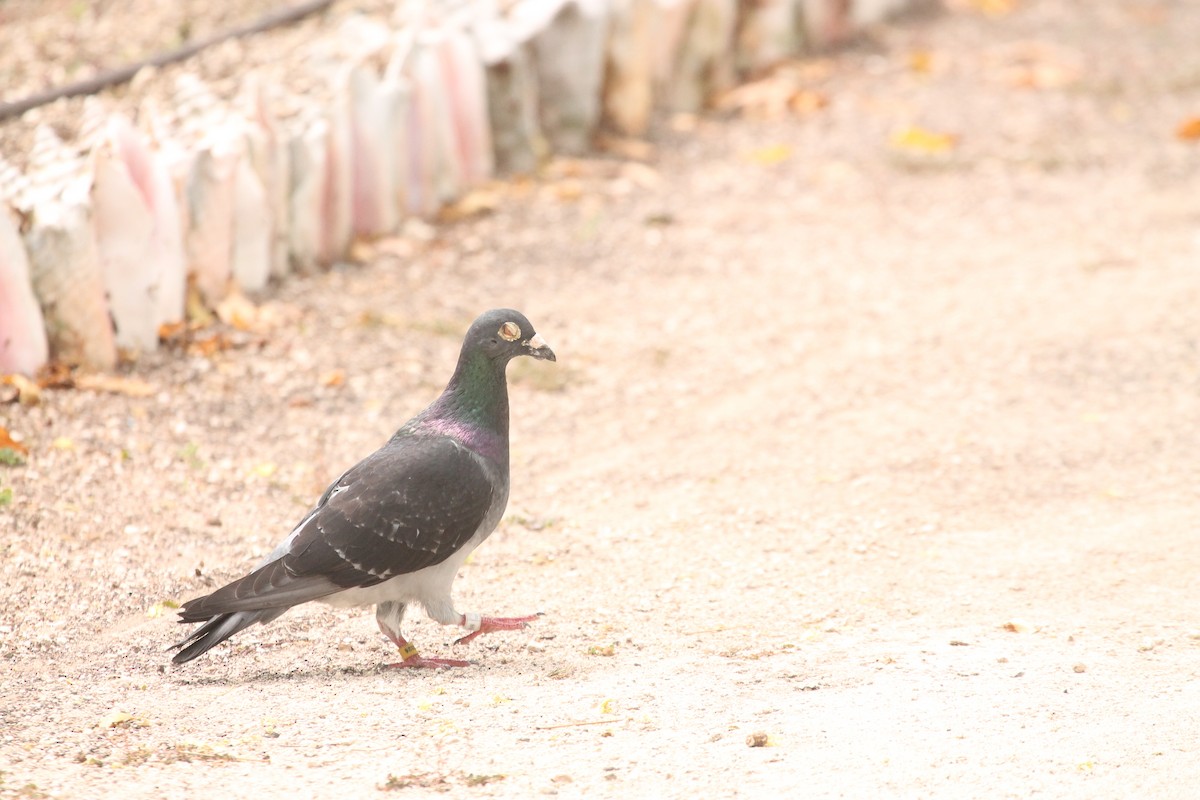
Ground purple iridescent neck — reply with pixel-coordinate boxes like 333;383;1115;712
400;348;511;465
409;413;508;464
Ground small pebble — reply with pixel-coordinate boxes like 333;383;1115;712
1073;663;1086;673
746;732;770;748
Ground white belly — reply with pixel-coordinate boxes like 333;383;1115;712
319;542;475;610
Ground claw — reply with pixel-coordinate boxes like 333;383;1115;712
455;613;542;646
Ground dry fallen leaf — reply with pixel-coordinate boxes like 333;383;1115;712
1176;117;1200;141
986;43;1083;90
1003;619;1033;634
909;50;935;73
1007;62;1081;90
185;281;215;327
74;374;158;397
188;331;237;358
320;368;346;388
146;599;181;619
157;320;188;343
35;361;73;390
551;178;584;202
249;462;278;479
215;288;260;332
437;187;504;222
0;427;29;457
2;374;41;405
718;69;829;120
100;711;149;729
745;144;794;165
955;0;1018;15
789;89;829;115
890;126;958;154
596;135;656;161
348;239;377;263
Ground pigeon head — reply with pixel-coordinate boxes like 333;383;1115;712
462;309;556;364
419;309;554;453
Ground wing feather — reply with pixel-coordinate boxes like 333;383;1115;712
178;436;495;619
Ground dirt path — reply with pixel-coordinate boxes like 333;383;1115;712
3;1;1200;797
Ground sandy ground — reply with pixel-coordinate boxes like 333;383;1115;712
3;1;1200;797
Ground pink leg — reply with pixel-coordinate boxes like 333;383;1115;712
455;613;542;646
377;619;471;669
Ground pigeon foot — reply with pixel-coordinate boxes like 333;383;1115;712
386;653;473;669
379;622;472;668
455;613;542;645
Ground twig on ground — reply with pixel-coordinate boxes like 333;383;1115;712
0;0;334;122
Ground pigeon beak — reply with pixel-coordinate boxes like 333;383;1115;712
525;333;556;362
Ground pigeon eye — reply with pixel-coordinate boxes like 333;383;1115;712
497;322;521;341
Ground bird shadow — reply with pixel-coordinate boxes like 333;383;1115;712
165;653;496;685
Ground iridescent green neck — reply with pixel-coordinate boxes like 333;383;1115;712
402;349;510;463
440;349;510;436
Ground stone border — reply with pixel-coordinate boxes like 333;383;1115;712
0;0;924;375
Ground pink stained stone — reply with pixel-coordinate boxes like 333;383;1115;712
0;204;49;376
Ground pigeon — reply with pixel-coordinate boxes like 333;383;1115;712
171;308;556;667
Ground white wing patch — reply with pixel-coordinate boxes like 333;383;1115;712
332;545;393;579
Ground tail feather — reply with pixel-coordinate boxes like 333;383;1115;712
177;559;343;621
170;608;288;664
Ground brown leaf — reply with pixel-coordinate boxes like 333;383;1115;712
36;362;74;389
185;280;215;327
745;144;794;165
349;239;377;263
889;126;958;154
0;427;29;456
437;187;504;222
157;320;188;344
320;368;346;388
1176;117;1200;141
717;63;830;120
954;0;1018;15
99;711;149;729
983;41;1083;90
188;332;236;358
909;50;935;74
551;178;584;202
2;374;42;405
595;135;656;161
789;90;829;115
215;289;260;332
74;374;159;397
